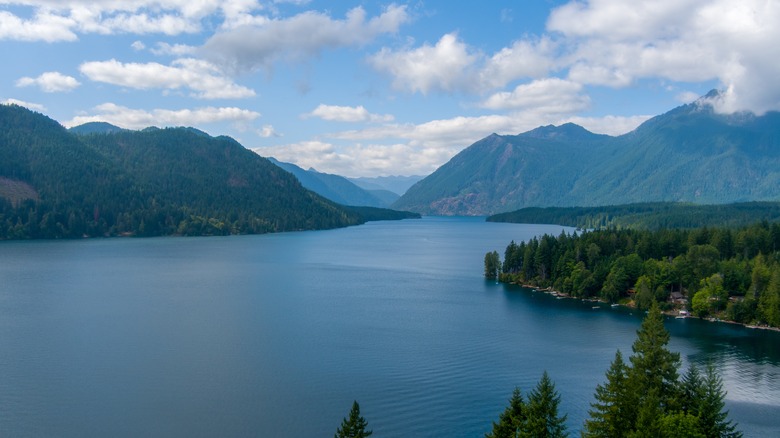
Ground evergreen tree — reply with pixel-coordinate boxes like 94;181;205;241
521;371;568;438
486;387;525;438
698;364;741;438
628;302;680;414
679;365;705;416
657;412;704;438
335;400;372;438
629;388;663;438
583;350;631;437
485;250;501;280
758;269;780;326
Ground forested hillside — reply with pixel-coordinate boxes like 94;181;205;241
0;104;408;239
485;221;780;327
488;202;780;230
394;92;780;215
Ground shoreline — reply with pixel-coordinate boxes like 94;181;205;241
508;282;780;332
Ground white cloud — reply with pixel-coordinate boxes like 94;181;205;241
0;9;77;42
478;37;558;89
65;103;260;130
370;33;478;95
259;124;281;138
0;1;264;42
150;42;197;56
131;40;145;51
370;31;560;95
202;4;409;73
675;91;701;104
547;0;780;114
15;71;81;92
79;58;255;99
307;104;394;123
481;78;589;113
252;140;449;178
1;98;46;111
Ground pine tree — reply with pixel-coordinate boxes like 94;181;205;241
583;350;631;437
679;365;705;416
698;364;741;438
629;388;663;438
628;302;680;414
485;250;501;280
486;387;525;438
657;412;704;438
521;371;568;438
335;400;372;438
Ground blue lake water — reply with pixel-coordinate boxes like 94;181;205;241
1;216;778;437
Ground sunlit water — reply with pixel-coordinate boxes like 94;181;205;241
1;217;778;436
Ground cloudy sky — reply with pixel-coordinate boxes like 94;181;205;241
2;1;778;177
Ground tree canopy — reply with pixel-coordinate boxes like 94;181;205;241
489;222;780;327
335;400;372;438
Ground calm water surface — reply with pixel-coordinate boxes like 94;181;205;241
1;217;778;437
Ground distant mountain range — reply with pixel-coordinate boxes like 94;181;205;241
268;158;400;208
0;104;416;239
392;91;780;215
349;175;424;196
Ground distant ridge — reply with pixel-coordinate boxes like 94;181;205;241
487;201;780;230
392;91;780;215
349;175;424;196
268;158;398;208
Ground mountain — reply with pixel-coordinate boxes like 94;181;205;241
69;121;126;135
349;175;424;196
392;92;780;215
0;104;409;239
268;158;397;207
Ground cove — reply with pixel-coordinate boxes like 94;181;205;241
0;216;778;436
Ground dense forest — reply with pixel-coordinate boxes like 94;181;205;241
0;104;417;239
485;221;780;328
487;202;780;230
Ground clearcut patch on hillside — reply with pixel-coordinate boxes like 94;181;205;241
0;177;39;206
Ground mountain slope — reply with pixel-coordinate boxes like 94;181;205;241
394;125;612;215
268;158;397;207
0;104;369;238
349;175;424;196
393;93;780;215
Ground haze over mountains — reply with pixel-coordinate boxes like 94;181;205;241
267;158;401;208
392;91;780;215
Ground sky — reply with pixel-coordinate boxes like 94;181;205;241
1;0;778;178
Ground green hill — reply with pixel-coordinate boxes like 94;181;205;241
393;92;780;215
487;202;780;230
0;104;404;239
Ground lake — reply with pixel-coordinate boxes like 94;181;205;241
1;216;778;437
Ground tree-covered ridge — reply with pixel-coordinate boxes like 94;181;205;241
0;104;413;239
488;221;780;327
487;202;780;230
